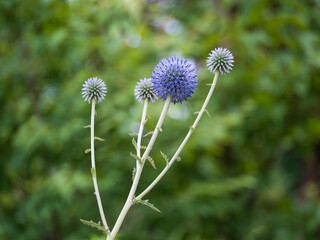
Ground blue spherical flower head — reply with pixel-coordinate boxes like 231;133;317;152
207;47;234;75
82;77;107;103
151;56;198;104
134;78;158;103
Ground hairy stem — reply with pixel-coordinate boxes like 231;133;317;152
108;97;171;240
90;99;110;236
137;71;220;200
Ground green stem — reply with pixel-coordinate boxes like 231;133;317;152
107;97;171;240
90;99;110;236
136;71;220;200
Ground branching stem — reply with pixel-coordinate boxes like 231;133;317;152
137;71;220;200
107;97;171;240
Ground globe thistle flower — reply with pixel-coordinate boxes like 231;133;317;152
134;78;158;103
207;47;234;75
82;77;107;103
151;56;198;104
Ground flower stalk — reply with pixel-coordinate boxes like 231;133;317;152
137;99;149;158
90;99;110;236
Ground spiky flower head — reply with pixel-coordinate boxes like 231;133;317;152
151;56;198;104
134;78;158;103
207;47;234;75
82;77;107;103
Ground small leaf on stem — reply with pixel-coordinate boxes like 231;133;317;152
160;151;169;165
130;152;142;164
80;219;108;235
85;149;91;154
129;133;139;137
94;136;105;141
133;199;161;213
132;138;138;151
204;109;211;117
83;125;91;128
143;131;154;137
147;156;157;169
132;167;136;182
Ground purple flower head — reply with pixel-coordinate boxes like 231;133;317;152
207;47;234;75
82;77;107;103
134;78;158;103
151;56;198;104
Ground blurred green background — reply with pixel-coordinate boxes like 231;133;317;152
1;0;320;239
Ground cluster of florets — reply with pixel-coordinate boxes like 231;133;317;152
82;48;234;104
82;77;107;103
207;47;234;75
134;78;158;103
151;56;198;104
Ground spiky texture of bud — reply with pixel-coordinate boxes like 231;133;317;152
82;77;107;103
207;47;234;75
134;78;158;103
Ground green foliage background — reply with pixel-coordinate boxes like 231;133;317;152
1;0;320;239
